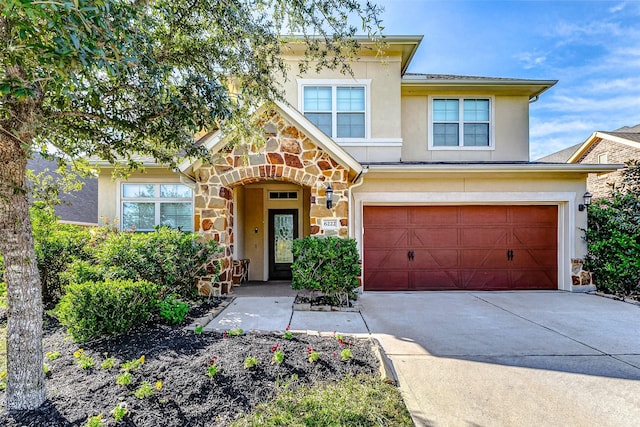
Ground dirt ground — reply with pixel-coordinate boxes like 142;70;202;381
0;301;379;426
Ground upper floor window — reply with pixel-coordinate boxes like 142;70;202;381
121;183;193;232
429;97;494;149
299;79;370;140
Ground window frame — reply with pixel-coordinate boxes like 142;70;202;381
118;182;195;232
427;95;495;150
298;79;371;142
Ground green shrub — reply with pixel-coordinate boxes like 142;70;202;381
55;279;160;342
158;293;190;324
30;206;93;304
291;236;361;306
62;227;220;299
584;160;640;298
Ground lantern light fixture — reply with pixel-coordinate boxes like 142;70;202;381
326;184;333;209
578;191;593;212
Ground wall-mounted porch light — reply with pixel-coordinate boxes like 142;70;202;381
578;191;593;212
325;184;333;209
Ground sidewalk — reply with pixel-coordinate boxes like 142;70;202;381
203;295;369;335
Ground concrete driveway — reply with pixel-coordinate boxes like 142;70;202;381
360;291;640;427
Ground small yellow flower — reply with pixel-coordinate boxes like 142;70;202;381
155;381;163;391
138;355;145;365
73;349;84;358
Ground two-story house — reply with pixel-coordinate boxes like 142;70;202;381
96;35;617;294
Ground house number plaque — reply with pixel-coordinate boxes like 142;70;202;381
321;218;339;230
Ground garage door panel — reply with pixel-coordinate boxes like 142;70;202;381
461;228;508;247
364;271;410;291
510;206;557;224
365;249;410;269
413;270;461;290
410;206;459;225
509;270;557;289
461;270;512;289
412;228;458;248
363;206;407;226
413;249;459;268
462;249;510;268
512;227;556;248
460;206;508;225
365;229;409;248
511;250;557;268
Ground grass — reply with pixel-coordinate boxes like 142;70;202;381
230;374;413;427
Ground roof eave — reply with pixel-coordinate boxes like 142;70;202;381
401;78;558;98
364;163;622;174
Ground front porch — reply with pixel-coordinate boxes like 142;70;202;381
188;107;362;295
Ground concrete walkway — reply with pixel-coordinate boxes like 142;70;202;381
205;289;640;426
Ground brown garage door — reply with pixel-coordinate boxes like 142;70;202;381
363;205;557;291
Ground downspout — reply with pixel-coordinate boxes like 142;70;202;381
529;95;539;104
348;166;369;239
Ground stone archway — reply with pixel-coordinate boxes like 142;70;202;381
193;109;351;293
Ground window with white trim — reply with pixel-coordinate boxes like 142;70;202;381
302;85;366;138
429;97;493;148
121;183;193;231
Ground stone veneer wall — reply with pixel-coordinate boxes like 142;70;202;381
578;138;639;199
193;109;351;294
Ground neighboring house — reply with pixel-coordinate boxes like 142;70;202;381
96;35;616;294
28;155;99;226
539;125;640;199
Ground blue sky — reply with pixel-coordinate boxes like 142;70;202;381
376;0;640;159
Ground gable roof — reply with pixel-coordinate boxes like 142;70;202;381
179;100;363;178
537;143;583;163
567;124;640;163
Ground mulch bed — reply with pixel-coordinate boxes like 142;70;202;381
0;300;379;427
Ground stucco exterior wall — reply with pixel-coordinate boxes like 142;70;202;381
400;95;530;162
577;138;636;199
352;171;589;291
280;53;403;163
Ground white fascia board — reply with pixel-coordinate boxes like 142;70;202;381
364;163;623;174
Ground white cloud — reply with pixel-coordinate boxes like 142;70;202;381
609;2;626;13
584;77;640;93
514;51;547;69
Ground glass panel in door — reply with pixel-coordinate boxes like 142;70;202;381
269;209;298;280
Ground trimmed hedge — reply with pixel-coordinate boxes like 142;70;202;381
291;236;361;306
62;227;220;299
55;279;160;342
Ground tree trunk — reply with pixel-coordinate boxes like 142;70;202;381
0;128;46;410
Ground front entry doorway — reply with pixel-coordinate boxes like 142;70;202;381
268;209;298;280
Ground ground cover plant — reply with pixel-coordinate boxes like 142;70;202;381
0;303;407;426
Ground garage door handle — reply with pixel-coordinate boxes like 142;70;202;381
408;250;414;261
507;249;514;261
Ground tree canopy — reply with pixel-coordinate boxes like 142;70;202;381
0;0;383;411
1;0;383;167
